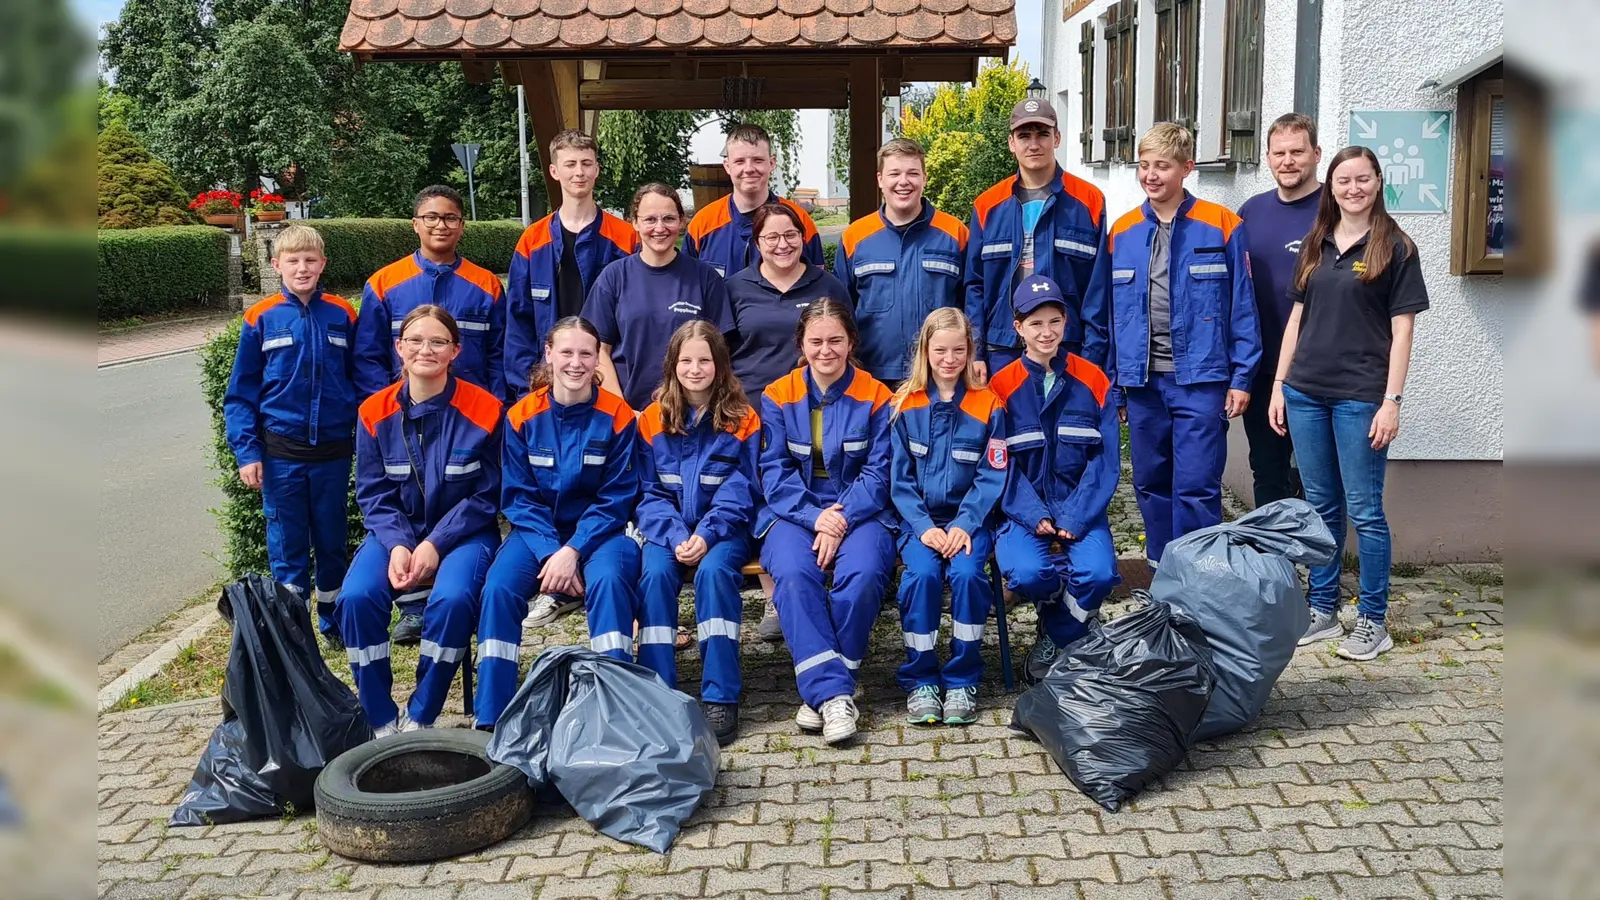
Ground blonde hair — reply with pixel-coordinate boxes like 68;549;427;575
273;225;324;258
877;138;926;170
891;308;982;417
1138;122;1195;165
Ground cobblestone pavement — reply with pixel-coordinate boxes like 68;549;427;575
97;480;1504;899
99;311;241;366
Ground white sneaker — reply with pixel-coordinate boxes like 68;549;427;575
524;593;582;628
398;714;428;733
374;711;414;739
795;703;823;733
820;696;859;745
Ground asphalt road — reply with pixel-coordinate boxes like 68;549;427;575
98;352;224;660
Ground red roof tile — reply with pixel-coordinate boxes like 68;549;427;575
493;0;539;16
447;0;496;15
609;10;656;40
463;12;514;42
398;0;446;16
751;10;800;42
730;0;777;15
635;0;680;13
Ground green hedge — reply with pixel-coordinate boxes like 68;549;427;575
823;241;837;274
98;226;231;320
2;227;96;321
304;219;524;291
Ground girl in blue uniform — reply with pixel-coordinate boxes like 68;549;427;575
759;299;896;744
473;317;643;728
635;320;761;745
888;308;1007;725
341;305;503;737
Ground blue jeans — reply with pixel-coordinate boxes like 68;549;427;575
1281;383;1391;620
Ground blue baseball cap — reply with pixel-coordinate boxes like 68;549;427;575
1012;274;1074;319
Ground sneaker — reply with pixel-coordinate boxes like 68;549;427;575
703;701;740;746
757;600;784;642
1022;634;1060;686
524;593;582;628
905;684;942;725
373;712;413;739
795;703;823;733
390;613;424;646
943;686;979;725
1336;616;1393;661
321;629;345;653
819;695;859;744
1298;608;1345;646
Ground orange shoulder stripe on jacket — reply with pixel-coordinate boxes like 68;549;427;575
599;214;639;252
988;359;1029;404
1108;208;1147;251
517;214;555;256
451;380;504;433
844;368;891;412
1183;199;1239;241
841;214;886;257
959;387;1001;423
454;258;504;300
1065;354;1111;408
367;255;423;300
732;407;761;441
594;388;636;433
1060;170;1106;228
929;210;970;250
687;197;733;242
321;293;358;321
971;177;1018;230
764;368;809;407
359;383;405;436
508;388;550;431
637;402;664;443
779;198;820;241
896;390;931;416
243;295;287;327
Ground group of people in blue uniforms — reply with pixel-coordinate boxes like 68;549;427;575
226;104;1424;747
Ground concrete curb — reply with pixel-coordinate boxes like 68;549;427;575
97;610;224;713
97;344;206;369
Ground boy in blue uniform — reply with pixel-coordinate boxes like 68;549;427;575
1109;123;1261;571
990;276;1120;683
841;138;969;383
684;123;823;277
353;185;507;644
224;225;357;647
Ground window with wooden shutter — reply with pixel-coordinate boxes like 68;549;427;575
1101;0;1137;163
1079;20;1096;162
1222;0;1264;161
1154;0;1200;133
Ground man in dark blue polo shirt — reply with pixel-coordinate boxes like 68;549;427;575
1237;113;1323;506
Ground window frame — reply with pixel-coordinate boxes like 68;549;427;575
1079;19;1098;163
1450;73;1505;275
1220;0;1264;162
1101;0;1138;163
1155;0;1200;134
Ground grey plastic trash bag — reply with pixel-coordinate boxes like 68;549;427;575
487;646;719;853
172;575;372;825
1152;499;1337;741
1009;601;1215;812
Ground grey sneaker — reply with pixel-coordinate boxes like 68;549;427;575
524;593;582;628
1299;608;1345;646
1336;616;1394;661
942;686;979;725
1022;633;1060;685
905;684;942;725
820;695;860;744
757;600;784;642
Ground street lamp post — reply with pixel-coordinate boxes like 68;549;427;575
1027;77;1047;101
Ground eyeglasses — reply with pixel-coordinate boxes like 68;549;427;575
758;230;803;247
401;337;455;351
637;215;682;229
414;213;465;228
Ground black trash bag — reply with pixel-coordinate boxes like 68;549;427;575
1153;499;1337;741
171;575;372;825
488;646;719;853
1010;601;1214;812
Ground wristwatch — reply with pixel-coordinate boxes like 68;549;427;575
1384;393;1404;405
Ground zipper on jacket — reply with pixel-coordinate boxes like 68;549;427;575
1143;226;1156;387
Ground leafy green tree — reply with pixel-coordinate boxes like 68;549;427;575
1;0;92;197
97;121;196;228
901;60;1030;221
594;110;698;213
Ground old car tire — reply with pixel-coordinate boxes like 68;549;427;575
314;728;534;863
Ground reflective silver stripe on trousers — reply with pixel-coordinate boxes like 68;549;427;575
347;642;390;666
842;440;867;453
582;454;607;465
1007;430;1045;446
384;463;412;476
590;631;631;654
1189;263;1229;275
1057;425;1101;439
457;320;491;331
952;450;982;463
841;656;861;670
420;640;467;664
478;639;519;662
638;626;677;645
794;650;839;675
444;460;480;476
659;472;684;484
1066;592;1092;623
1055;238;1097;256
396;588;430;604
697;618;741;642
952;621;985;641
261;336;294;351
902;631;937;652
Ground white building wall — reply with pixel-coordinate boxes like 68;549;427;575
1046;0;1505;462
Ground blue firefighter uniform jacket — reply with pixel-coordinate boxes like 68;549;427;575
888;383;1008;537
501;386;639;562
963;169;1111;367
635;402;761;551
355;376;503;554
684;192;823;277
354;252;507;399
225;289;360;467
504;212;637;399
756;365;894;538
988;351;1120;539
1108;193;1262;391
841;201;970;380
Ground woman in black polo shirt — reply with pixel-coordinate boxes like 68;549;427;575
1267;145;1428;663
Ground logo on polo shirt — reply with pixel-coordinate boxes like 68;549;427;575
668;301;705;314
1352;261;1368;275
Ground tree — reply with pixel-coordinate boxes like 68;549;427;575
829;110;850;189
594;110;698;213
1;0;93;194
901;60;1031;221
97;121;196;228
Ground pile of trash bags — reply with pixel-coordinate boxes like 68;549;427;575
172;575;371;826
1011;500;1336;811
488;646;720;853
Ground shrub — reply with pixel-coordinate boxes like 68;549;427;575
97;122;196;230
98;226;231;320
823;241;837;274
0;227;96;321
302;219;524;291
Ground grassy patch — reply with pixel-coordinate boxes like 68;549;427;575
0;644;83;710
1390;561;1425;578
1457;567;1503;588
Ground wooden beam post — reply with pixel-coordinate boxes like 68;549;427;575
848;57;882;222
519;61;567;212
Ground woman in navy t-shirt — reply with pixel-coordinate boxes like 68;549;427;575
584;183;735;410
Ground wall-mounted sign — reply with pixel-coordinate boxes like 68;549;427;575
1064;0;1096;20
1347;109;1454;214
